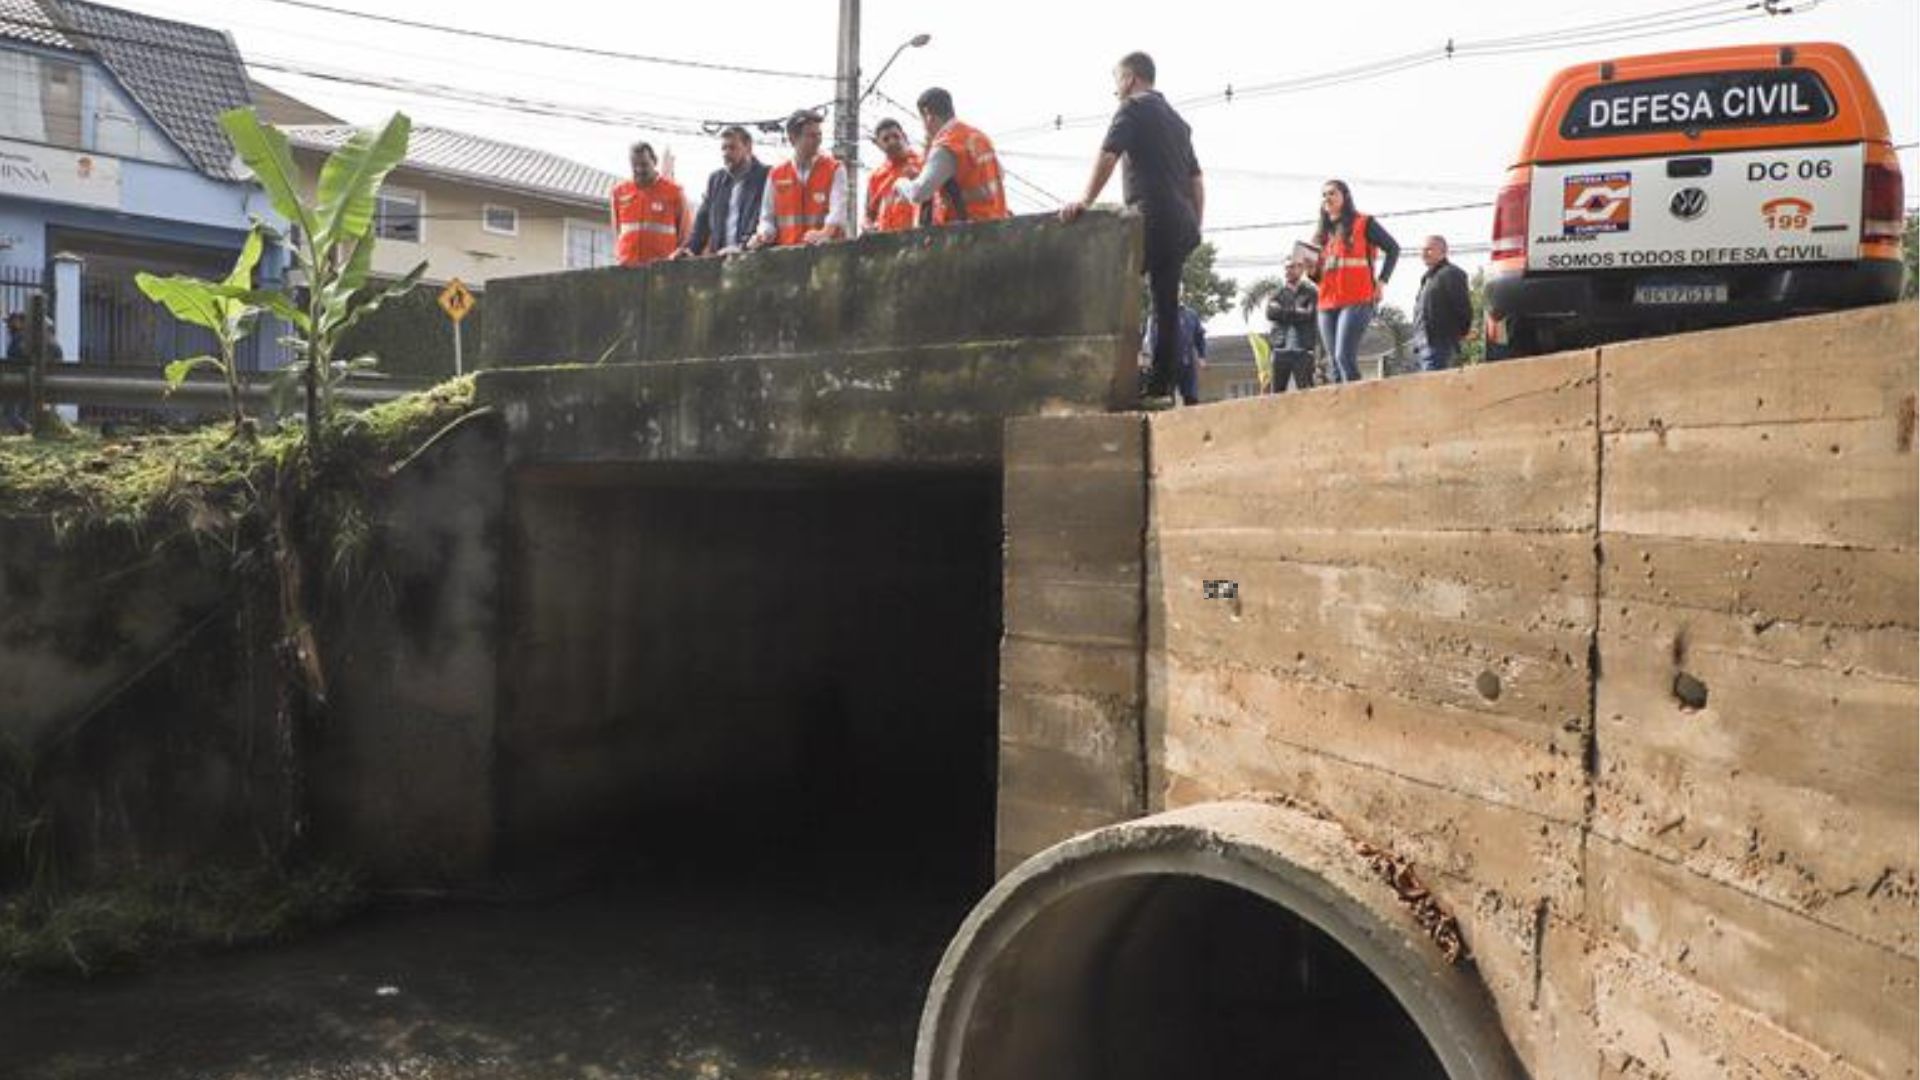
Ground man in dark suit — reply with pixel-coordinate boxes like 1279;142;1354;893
677;125;770;258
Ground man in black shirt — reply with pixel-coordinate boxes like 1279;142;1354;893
1061;51;1205;409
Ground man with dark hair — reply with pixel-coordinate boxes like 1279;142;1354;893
610;140;688;266
749;110;847;249
1060;51;1205;409
679;124;769;257
891;87;1008;226
866;118;923;233
1265;259;1318;392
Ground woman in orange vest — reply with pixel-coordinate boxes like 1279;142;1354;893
1311;179;1400;383
749;110;847;248
891;88;1009;226
866;118;923;232
609;141;688;266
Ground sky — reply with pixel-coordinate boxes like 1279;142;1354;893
107;0;1920;329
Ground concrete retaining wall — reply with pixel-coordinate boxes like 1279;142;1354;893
1000;304;1917;1078
0;518;293;884
310;414;507;886
0;417;508;889
996;415;1148;876
476;211;1144;467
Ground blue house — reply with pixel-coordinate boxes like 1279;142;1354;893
0;0;285;368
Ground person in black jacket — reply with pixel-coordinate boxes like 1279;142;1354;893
677;125;770;258
1414;235;1473;371
1264;259;1318;393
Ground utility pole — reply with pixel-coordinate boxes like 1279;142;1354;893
833;0;861;237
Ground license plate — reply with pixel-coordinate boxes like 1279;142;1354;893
1634;283;1729;305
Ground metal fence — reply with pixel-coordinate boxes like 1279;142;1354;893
79;269;270;370
0;266;45;353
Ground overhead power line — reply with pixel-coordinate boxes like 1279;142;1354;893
242;0;834;82
1002;0;1832;139
1002;148;1494;197
0;11;723;136
1207;199;1497;235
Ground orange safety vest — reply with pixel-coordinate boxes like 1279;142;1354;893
1317;213;1379;310
930;120;1008;226
768;156;840;246
611;177;685;266
867;150;923;232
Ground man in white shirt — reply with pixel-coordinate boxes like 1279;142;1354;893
747;111;849;249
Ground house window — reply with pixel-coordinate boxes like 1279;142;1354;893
375;187;423;243
481;204;518;236
564;219;615;270
39;58;82;149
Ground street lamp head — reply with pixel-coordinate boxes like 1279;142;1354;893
909;33;931;47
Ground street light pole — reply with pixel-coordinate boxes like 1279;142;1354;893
833;0;861;237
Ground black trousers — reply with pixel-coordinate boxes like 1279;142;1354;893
1271;349;1315;393
1144;240;1191;398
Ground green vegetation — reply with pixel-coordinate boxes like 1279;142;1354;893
0;376;472;979
0;864;364;979
1372;303;1413;374
1138;242;1240;325
220;109;427;451
1238;273;1283;323
136;226;274;436
1180;242;1239;320
1903;211;1916;301
0;377;474;537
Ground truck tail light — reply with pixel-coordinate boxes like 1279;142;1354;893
1863;161;1904;244
1492;181;1530;263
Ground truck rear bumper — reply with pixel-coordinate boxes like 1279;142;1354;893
1487;260;1906;336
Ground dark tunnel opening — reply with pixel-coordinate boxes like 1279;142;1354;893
496;461;1004;898
955;873;1451;1080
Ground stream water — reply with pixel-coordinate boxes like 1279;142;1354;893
0;871;971;1080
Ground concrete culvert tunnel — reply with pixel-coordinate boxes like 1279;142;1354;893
915;803;1527;1080
496;461;1004;893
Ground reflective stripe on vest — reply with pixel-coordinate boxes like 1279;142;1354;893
930;120;1009;226
770;157;838;246
1318;214;1378;310
868;153;922;232
612;178;683;265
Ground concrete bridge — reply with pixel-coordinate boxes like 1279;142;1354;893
2;210;1910;1079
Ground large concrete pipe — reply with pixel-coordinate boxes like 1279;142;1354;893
915;801;1526;1080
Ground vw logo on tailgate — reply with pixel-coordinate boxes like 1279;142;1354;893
1669;187;1708;221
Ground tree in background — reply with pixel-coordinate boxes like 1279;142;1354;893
1903;212;1917;300
1462;267;1488;364
1373;303;1415;376
1238;274;1284;323
1181;243;1239;320
1143;242;1239;322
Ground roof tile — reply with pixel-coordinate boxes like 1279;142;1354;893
281;123;620;207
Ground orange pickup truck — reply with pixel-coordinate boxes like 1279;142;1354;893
1484;42;1905;358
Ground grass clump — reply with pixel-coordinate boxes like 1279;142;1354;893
0;863;365;980
0;375;476;539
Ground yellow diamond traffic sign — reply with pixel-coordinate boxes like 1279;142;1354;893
438;278;475;322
